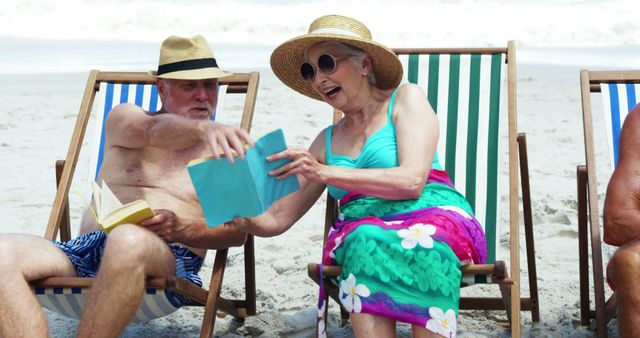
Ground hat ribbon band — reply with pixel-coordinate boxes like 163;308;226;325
309;27;362;38
157;58;219;75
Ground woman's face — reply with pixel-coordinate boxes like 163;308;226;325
304;44;365;107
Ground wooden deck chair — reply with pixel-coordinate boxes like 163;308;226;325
307;41;539;337
577;70;640;338
29;70;260;338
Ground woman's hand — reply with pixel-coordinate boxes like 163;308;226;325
268;146;326;183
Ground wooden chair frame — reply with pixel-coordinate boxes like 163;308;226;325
577;69;640;338
307;42;539;338
30;70;260;338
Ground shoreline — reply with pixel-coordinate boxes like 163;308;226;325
1;37;638;75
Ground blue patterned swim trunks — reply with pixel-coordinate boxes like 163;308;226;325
52;231;203;306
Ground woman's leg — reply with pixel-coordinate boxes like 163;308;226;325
412;325;444;338
351;313;396;338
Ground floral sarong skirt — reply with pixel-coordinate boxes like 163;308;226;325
316;169;486;338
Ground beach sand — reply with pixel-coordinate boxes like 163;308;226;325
0;51;631;337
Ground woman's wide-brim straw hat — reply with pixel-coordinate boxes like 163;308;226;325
270;15;403;101
149;35;232;80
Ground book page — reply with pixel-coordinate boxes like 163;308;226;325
250;129;299;208
98;180;123;221
91;181;103;219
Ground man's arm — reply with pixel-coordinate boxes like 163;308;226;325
604;105;640;246
105;103;252;160
140;209;247;249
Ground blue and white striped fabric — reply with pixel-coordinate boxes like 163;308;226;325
600;83;640;170
35;287;182;322
33;81;228;322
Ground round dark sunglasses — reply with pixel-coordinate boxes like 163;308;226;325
300;54;348;82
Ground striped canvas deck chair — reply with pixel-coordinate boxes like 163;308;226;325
29;70;260;338
577;70;640;338
307;41;539;337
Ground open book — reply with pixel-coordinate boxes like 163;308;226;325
187;129;300;227
89;180;155;234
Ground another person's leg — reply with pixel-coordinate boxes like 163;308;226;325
0;234;76;338
76;224;175;338
608;240;640;337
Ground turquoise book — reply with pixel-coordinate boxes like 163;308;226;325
187;129;300;227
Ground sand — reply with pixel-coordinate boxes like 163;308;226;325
0;50;633;337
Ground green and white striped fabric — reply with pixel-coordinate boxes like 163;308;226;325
397;52;505;266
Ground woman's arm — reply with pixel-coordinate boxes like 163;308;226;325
273;84;437;200
225;132;328;237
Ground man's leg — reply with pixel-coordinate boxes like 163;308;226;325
76;224;175;338
0;234;77;338
608;240;640;337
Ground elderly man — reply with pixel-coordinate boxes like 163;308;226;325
604;103;640;337
0;35;253;338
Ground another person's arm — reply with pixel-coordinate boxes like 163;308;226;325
604;105;640;246
105;103;253;160
270;83;437;200
225;135;328;237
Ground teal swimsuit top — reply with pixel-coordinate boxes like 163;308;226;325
325;89;442;200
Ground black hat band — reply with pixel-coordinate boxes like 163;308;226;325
156;58;219;75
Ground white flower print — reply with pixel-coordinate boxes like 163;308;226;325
426;307;456;338
386;220;404;225
397;223;436;249
438;205;472;219
339;273;370;312
329;236;342;259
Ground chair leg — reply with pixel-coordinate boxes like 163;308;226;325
200;248;228;338
518;133;540;322
54;160;71;242
339;305;350;326
577;165;591;326
499;282;513;326
587;197;608;337
244;235;256;316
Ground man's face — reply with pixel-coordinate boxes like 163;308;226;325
158;78;219;119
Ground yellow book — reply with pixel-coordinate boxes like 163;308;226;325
90;180;155;234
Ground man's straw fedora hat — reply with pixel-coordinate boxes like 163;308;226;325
270;14;402;101
149;35;232;80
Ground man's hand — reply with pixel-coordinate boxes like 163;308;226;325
139;209;189;242
202;121;254;163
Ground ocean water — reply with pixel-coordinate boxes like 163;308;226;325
0;0;639;73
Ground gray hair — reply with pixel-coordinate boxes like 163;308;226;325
305;41;377;86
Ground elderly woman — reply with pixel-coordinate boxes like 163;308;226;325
228;15;486;338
